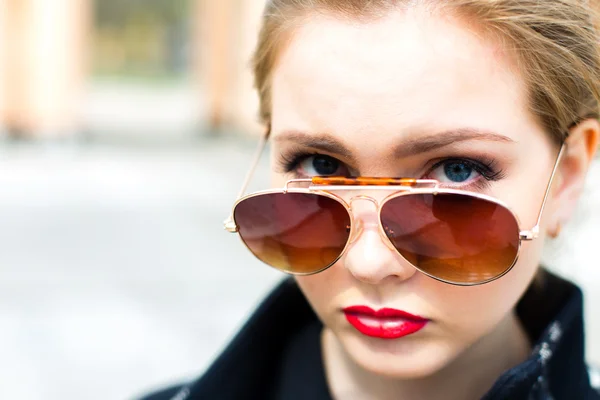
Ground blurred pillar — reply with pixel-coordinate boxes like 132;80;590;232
0;0;6;135
195;0;233;131
234;0;265;136
194;0;264;136
1;0;91;138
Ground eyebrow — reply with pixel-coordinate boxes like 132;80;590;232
274;131;356;161
274;128;515;159
395;128;516;157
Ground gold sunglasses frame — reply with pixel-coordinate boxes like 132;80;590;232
224;129;566;286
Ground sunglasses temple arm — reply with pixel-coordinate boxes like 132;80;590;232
523;143;566;240
224;127;271;232
235;127;271;200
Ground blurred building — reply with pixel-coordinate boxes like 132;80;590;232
0;0;90;138
0;0;266;139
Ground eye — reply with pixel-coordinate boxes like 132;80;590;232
298;155;348;177
428;159;481;185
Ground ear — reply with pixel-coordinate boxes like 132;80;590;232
546;118;600;235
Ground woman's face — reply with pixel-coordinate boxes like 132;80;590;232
269;8;558;377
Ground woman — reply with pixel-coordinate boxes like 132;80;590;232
142;0;600;399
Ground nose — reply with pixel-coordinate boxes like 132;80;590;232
342;197;417;285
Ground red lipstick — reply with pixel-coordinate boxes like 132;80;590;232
343;306;428;339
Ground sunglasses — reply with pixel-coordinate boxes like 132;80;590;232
224;130;565;286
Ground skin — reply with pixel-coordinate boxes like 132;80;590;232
267;6;599;400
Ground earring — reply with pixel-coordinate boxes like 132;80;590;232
549;222;562;239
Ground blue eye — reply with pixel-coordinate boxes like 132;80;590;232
428;159;481;185
443;161;473;182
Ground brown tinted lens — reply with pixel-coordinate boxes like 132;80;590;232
234;192;351;274
380;193;520;284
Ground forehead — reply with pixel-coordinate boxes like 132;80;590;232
270;8;539;148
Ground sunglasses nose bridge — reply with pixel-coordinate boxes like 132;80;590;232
346;195;396;250
346;195;407;252
348;195;380;208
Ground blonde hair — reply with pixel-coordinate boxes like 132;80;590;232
252;0;600;143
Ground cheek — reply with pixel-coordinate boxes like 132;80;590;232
427;237;543;342
294;266;350;322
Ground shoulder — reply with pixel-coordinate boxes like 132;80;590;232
135;279;318;400
135;384;190;400
590;365;600;395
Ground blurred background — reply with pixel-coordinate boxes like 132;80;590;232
0;1;598;399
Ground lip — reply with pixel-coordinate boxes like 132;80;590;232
343;306;429;339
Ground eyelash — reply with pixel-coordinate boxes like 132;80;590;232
427;157;505;190
277;151;324;174
275;151;506;191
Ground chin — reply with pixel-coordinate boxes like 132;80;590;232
338;331;457;379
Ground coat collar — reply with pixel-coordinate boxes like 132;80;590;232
483;275;596;399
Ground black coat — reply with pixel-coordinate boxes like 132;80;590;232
139;270;600;400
